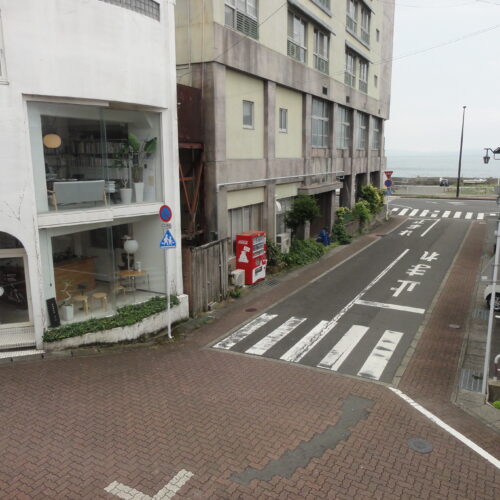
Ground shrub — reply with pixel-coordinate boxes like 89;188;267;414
492;400;500;409
359;185;384;214
336;206;353;222
353;200;371;225
282;239;325;268
266;240;284;268
332;219;351;244
44;295;180;342
285;195;320;233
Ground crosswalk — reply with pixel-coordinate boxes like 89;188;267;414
391;207;493;220
213;314;405;382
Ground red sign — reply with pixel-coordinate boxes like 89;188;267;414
384;171;393;179
159;205;173;222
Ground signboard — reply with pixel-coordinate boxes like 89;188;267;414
160;229;176;249
384;179;393;187
384;171;393;179
46;298;61;328
159;205;173;223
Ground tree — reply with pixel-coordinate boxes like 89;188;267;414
285;195;320;233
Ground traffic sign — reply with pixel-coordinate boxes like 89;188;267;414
160;229;176;249
384;171;393;179
159;205;173;223
384;179;393;187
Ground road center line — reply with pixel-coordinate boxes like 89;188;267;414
355;299;425;314
388;388;500;470
421;219;440;237
281;249;410;363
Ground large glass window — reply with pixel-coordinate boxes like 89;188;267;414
357;112;368;150
312;98;329;148
314;29;329;74
336;106;352;149
29;103;162;213
372;117;382;150
346;0;358;34
287;12;307;63
345;50;356;87
359;59;368;93
361;7;370;44
276;197;294;235
225;0;259;39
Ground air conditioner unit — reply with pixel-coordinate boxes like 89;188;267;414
276;233;291;254
230;269;245;287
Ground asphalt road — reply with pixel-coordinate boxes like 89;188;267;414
213;215;470;384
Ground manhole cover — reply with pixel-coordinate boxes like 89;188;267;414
245;308;257;312
408;437;433;454
448;324;461;329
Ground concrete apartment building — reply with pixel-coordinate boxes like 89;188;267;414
0;0;187;354
176;0;395;253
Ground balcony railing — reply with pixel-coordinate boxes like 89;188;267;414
314;55;329;75
99;0;160;21
359;80;368;93
344;72;356;87
360;28;370;45
288;39;306;63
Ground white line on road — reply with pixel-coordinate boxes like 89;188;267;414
105;470;194;500
430;212;439;218
357;330;403;380
392;208;399;213
420;210;429;217
317;325;369;371
465;212;473;219
477;213;485;220
399;208;409;216
213;313;277;350
442;211;451;218
409;209;419;217
421;219;440;237
246;316;306;355
388;388;500;470
355;299;425;315
281;249;410;363
453;211;462;219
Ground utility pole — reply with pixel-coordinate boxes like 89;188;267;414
456;105;466;199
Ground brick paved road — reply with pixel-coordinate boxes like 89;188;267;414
0;219;499;499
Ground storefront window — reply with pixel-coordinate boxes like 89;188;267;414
28;102;162;213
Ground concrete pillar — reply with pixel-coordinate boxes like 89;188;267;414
324;190;336;230
303;93;312;175
341;174;355;209
265;183;277;242
264;80;276;175
216;187;228;241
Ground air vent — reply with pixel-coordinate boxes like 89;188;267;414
322;86;328;96
346;96;350;103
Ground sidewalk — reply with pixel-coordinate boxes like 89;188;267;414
1;216;499;499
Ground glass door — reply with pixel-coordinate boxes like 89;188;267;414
0;256;30;326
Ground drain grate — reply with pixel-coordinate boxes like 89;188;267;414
460;368;483;392
472;308;489;321
265;279;281;287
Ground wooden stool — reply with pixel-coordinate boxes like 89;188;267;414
92;292;108;310
113;285;125;296
72;295;89;314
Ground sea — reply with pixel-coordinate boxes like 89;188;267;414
386;152;497;180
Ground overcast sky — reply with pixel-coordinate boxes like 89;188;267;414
384;0;500;154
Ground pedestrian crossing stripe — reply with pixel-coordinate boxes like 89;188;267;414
213;316;404;381
390;208;486;220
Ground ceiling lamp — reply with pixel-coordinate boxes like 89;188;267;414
43;133;62;149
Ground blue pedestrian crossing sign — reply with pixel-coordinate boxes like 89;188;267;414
160;229;176;249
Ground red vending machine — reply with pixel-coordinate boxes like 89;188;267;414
235;231;267;285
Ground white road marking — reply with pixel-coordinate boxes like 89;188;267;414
281;249;410;363
246;316;306;356
213;313;277;350
453;211;462;219
442;211;451;218
389;388;500;470
420;210;429;217
490;213;497;216
391;208;399;213
105;470;194;500
465;212;473;220
355;299;425;315
430;211;439;218
409;209;419;217
317;325;369;371
399;208;409;216
477;213;485;220
421;219;440;237
357;330;403;380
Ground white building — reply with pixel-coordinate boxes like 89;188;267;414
0;0;187;354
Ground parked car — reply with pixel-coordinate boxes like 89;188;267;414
439;178;449;187
484;285;500;311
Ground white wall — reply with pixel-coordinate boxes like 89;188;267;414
0;0;183;346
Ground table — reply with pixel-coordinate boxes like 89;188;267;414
119;270;150;292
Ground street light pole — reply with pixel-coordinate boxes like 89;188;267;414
456;105;466;199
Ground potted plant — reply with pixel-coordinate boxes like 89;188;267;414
59;280;74;321
128;134;157;203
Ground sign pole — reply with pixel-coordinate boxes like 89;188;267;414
165;248;172;339
159;205;174;339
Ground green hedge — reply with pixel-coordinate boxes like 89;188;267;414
282;239;326;268
44;295;180;343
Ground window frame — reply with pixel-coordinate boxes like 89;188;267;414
242;100;255;129
357;112;369;150
279;108;288;133
360;6;370;44
287;11;307;63
359;59;368;93
225;0;259;39
311;98;329;149
372;117;382;150
335;106;352;150
346;0;358;35
313;29;329;74
344;50;356;88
